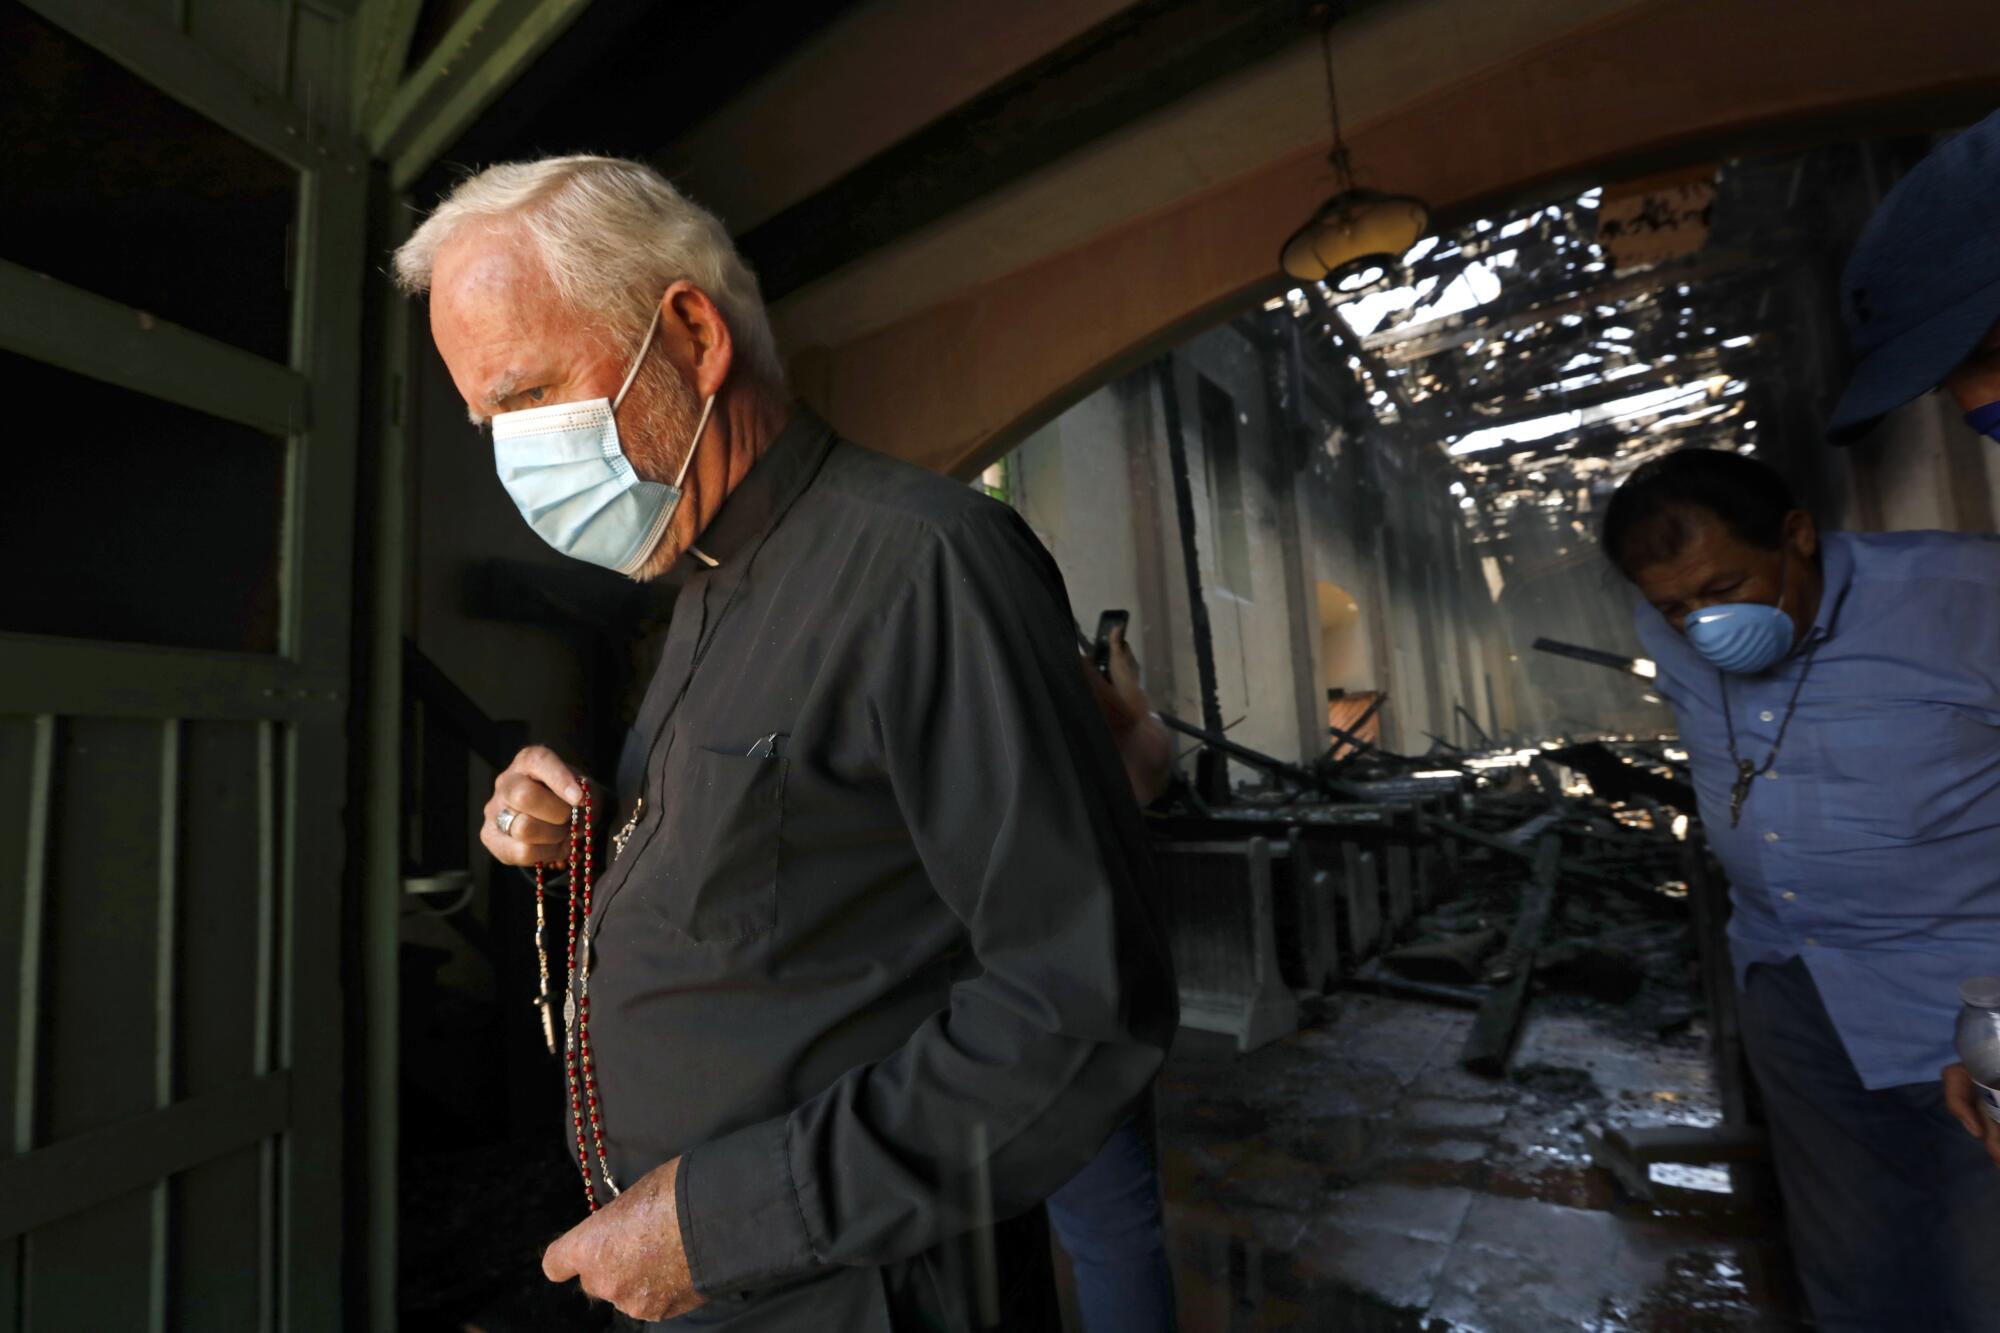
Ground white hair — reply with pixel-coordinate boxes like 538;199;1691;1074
393;155;786;390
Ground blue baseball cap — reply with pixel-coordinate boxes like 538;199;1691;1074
1827;108;2000;443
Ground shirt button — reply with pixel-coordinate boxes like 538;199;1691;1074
1781;890;1797;901
1764;831;1780;843
1760;709;1775;722
1805;937;1818;947
1765;768;1779;780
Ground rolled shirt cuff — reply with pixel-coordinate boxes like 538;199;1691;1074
678;1116;817;1298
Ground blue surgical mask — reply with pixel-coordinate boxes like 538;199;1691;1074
1684;550;1796;674
1966;400;2000;444
489;304;715;577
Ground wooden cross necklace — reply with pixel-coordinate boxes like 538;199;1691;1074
1718;633;1821;828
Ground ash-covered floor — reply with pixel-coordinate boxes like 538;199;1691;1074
404;980;1800;1333
1150;994;1802;1332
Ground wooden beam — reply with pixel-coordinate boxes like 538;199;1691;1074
1361;247;1759;363
146;720;180;1332
1423;811;1642;895
0;635;345;722
1461;833;1558;1075
367;0;594;191
19;0;353;172
1440;358;1738;443
349;0;427;131
365;0;510;157
0;1073;290;1240
738;0;1312;300
0;261;308;438
388;0;593;190
654;0;1133;234
12;718;53;1159
360;205;416;1333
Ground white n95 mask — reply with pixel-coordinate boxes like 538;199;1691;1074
489;302;715;578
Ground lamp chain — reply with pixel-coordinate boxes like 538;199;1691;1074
1320;21;1355;190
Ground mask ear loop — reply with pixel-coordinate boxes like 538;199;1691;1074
678;395;720;568
613;302;666;411
672;395;716;491
612;296;715;489
614;295;724;569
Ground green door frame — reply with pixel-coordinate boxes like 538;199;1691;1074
1;2;367;1328
5;1;616;1327
344;4;600;1323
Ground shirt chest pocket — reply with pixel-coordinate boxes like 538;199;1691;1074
1815;706;1992;842
643;739;787;944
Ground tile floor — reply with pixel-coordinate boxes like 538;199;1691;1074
1151;994;1804;1332
408;996;1803;1331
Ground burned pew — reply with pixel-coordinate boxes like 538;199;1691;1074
1147;801;1442;1050
1150;836;1299;1052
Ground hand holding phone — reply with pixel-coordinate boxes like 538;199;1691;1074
1092;609;1130;679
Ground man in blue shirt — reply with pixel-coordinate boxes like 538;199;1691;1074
1821;108;2000;1174
1601;448;2000;1330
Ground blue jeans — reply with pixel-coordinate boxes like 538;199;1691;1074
1738;957;2000;1332
1046;1110;1177;1333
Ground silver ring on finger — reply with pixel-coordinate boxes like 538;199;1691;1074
496;807;519;837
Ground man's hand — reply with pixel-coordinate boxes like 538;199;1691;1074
1082;626;1147;730
1943;1063;2000;1170
543;1157;706;1321
480;745;586;867
1079;627;1173;805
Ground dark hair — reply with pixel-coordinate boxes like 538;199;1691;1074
1599;448;1798;578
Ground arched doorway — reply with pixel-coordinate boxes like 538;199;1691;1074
785;0;1998;475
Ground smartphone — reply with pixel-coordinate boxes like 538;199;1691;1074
1092;609;1130;678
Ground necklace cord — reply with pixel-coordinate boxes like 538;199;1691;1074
1720;629;1824;786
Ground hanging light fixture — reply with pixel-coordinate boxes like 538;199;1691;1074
1279;15;1429;288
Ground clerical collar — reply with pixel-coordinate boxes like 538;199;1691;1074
682;406;835;570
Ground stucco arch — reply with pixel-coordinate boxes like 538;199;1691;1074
780;0;2000;477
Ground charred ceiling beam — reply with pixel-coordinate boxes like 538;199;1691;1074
1467;416;1749;499
1399;218;1576;283
1364;247;1771;365
1441;363;1753;443
1433;345;1774;432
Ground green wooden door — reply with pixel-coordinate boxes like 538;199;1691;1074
0;2;365;1327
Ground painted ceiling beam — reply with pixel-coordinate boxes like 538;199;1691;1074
657;0;1137;236
349;0;425;133
366;0;593;192
731;0;1315;301
770;0;1634;361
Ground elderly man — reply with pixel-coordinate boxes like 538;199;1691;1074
394;155;1176;1330
1599;448;2000;1331
1820;107;2000;1172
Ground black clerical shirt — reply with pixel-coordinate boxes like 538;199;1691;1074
585;408;1176;1329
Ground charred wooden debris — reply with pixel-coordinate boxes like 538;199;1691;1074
1144;719;1714;1079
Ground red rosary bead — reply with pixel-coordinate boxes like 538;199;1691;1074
539;778;618;1213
